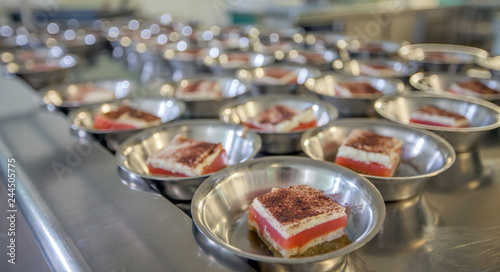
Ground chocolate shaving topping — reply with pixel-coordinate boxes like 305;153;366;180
344;129;400;154
256;105;297;125
257;185;344;225
176;142;217;167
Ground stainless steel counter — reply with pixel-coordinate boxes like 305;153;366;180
1;55;500;271
0;75;234;271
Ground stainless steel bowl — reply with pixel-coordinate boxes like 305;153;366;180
68;97;185;151
40;79;135;112
304;73;406;117
201;51;275;75
301;118;456;201
219;94;339;154
191;156;385;272
284;48;339;71
374;93;500;152
116;119;262;200
409;72;500;103
345;40;405;59
9;54;78;89
146;75;251;118
332;59;416;78
398;43;488;72
236;64;321;94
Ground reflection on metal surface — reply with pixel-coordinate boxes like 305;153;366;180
427;150;492;193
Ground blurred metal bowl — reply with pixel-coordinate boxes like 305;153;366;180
40;79;135;112
191;156;385;272
68;97;185;151
374;93;500;152
284;48;339;71
301;118;455;201
409;72;500;103
8;53;78;89
116;119;262;200
398;43;488;72
236;64;321;94
201;50;275;75
304;73;406;117
146;75;250;118
345;40;405;59
219;94;338;154
332;59;416;78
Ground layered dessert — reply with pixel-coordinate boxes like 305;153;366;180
410;105;470;128
66;84;115;104
449;80;499;97
247;185;349;258
146;134;228;177
289;51;326;65
359;63;399;77
423;52;464;64
175;47;203;61
222;52;250;67
243;105;316;133
334;81;382;97
93;105;161;130
335;129;402;177
175;80;222;100
254;68;298;85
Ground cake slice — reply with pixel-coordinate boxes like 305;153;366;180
66;84;115;104
176;80;222;100
410;105;470;127
93;105;162;131
254;68;298;85
243;105;316;133
449;80;499;97
334;82;382;97
359;63;398;77
146;134;228;177
335;129;402;177
247;185;348;258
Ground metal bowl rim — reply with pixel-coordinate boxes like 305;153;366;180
398;43;488;62
191;155;386;263
115;119;262;182
14;53;79;74
300;118;456;180
235;64;322;86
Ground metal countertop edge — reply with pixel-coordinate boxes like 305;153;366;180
0;138;92;272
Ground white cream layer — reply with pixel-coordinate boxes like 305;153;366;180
336;145;397;169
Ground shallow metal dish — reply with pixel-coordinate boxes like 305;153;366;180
332;59;415;78
301;118;455;201
409;72;500;103
374;93;500;152
40;79;135;111
9;53;78;89
345;40;404;59
304;73;406;117
219;94;338;154
201;50;275;75
116;119;262;200
236;64;321;94
398;43;488;72
146;75;250;118
68;97;185;151
284;48;339;71
191;156;385;272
